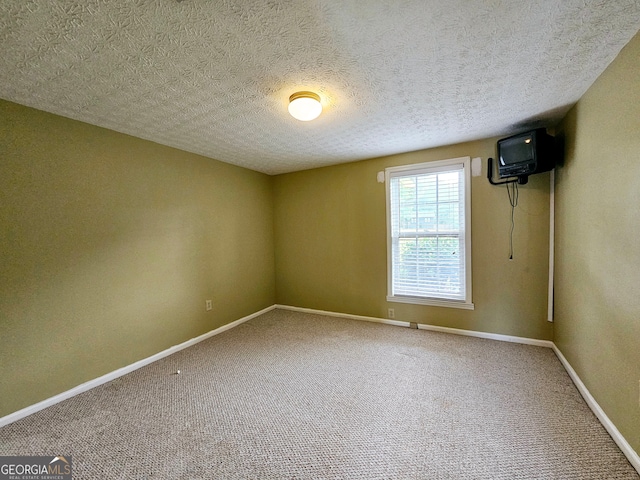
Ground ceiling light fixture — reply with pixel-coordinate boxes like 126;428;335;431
288;91;322;121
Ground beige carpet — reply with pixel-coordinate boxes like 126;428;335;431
1;309;637;479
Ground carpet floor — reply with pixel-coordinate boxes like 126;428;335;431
0;309;637;479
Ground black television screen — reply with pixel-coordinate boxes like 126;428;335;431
497;128;554;179
499;133;535;166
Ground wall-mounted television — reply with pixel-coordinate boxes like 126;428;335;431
497;128;555;180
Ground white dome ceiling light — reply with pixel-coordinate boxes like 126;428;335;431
288;91;322;121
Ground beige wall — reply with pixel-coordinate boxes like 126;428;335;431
0;100;275;417
554;31;640;453
274;139;553;340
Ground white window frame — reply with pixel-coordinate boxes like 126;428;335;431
385;156;474;310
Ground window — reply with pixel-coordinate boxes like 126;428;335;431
386;157;473;309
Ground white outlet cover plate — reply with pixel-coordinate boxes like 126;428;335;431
471;157;482;177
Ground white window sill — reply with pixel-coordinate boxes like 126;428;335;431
387;295;475;310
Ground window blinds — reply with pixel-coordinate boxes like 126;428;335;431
389;162;467;302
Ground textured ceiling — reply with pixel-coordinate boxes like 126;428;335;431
1;1;639;175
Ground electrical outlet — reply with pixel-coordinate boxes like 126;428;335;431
205;300;212;311
388;308;395;319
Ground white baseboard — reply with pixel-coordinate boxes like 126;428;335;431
417;323;555;348
0;305;276;429
276;304;553;347
275;304;411;328
552;345;640;474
